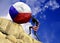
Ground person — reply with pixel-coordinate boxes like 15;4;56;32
29;17;39;35
29;17;40;40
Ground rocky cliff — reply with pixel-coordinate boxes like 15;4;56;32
0;18;41;43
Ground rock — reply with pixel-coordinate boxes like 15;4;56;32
0;32;6;38
19;33;33;43
0;18;42;43
0;18;10;32
6;35;17;43
17;39;24;43
0;38;13;43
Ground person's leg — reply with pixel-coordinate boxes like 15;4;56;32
29;26;32;35
34;31;37;36
34;31;40;41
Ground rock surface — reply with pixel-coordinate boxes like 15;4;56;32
0;18;41;43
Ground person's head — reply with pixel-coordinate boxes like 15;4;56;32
9;2;32;24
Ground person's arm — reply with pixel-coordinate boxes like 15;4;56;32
29;26;32;35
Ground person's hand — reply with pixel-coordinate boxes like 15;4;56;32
32;26;39;31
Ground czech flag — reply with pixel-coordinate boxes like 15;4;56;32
9;2;32;24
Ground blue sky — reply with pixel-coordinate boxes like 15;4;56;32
0;0;60;43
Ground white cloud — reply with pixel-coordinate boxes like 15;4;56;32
24;0;60;16
45;0;60;10
25;0;42;15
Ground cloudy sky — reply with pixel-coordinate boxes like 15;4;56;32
0;0;60;43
